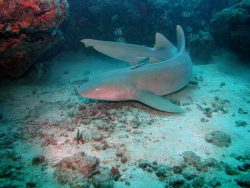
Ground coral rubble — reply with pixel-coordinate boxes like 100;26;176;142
54;152;114;187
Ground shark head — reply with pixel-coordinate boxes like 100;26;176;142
79;76;132;101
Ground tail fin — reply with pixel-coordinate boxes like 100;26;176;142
176;25;185;53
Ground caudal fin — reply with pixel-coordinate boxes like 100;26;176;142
176;25;185;53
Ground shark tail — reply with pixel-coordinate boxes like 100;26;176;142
176;25;186;54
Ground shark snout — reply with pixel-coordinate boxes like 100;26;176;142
78;81;94;98
78;79;107;100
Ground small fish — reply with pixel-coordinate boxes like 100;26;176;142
114;28;123;36
5;25;11;32
51;29;57;36
116;37;125;43
161;11;169;20
111;14;119;22
188;33;198;41
181;11;192;18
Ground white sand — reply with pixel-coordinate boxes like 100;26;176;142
0;50;249;187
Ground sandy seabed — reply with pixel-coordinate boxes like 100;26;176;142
0;50;249;188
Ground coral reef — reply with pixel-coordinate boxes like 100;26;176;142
61;0;240;62
62;0;246;63
61;0;173;50
0;0;68;78
211;0;250;61
188;31;216;63
1;0;247;77
1;0;248;77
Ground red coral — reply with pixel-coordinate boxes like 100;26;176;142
20;21;30;29
111;167;120;175
0;0;68;34
0;0;68;78
11;24;20;33
0;37;21;53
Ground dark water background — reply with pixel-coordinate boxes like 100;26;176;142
60;0;248;63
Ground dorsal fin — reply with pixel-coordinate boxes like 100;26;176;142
176;25;185;53
154;33;175;50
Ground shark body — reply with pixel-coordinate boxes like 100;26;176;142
80;25;192;113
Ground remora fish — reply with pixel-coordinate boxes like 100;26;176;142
79;25;192;113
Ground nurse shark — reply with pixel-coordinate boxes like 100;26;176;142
79;25;192;113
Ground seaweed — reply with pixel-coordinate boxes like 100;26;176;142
76;129;84;144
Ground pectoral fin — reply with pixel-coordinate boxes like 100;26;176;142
134;90;185;113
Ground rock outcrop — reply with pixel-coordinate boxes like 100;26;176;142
0;0;68;78
211;0;250;60
54;152;114;188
